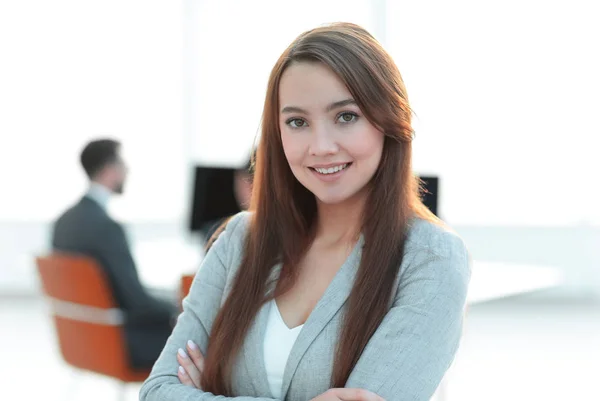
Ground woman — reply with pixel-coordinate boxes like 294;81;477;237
140;22;470;401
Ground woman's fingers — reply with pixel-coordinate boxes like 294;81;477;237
311;388;384;401
176;348;201;388
177;365;195;387
186;340;205;373
333;388;385;401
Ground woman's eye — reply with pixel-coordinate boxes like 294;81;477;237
287;118;307;128
337;112;358;123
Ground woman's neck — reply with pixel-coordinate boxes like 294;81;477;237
315;193;365;247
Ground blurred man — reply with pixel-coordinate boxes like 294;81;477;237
52;138;177;369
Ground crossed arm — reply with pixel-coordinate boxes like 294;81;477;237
176;343;383;401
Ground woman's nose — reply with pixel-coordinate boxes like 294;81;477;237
308;125;338;156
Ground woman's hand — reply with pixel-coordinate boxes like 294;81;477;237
176;340;204;388
312;388;385;401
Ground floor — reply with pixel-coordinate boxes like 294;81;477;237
2;293;599;401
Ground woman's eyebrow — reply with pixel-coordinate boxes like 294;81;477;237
280;98;356;114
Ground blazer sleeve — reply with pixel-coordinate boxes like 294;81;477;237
345;231;471;401
97;220;174;324
140;213;278;401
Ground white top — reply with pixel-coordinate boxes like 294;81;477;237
263;300;304;399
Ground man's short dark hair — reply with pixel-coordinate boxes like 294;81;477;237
80;139;121;179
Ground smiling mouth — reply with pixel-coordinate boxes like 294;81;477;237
309;163;352;175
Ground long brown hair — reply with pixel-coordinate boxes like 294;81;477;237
201;22;436;395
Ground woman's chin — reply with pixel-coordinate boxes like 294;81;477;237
313;191;351;206
310;184;370;208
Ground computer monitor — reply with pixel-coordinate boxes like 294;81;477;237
419;175;439;217
188;166;241;234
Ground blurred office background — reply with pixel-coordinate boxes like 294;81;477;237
1;0;598;400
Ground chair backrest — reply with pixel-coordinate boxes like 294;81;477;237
36;253;150;382
179;273;195;307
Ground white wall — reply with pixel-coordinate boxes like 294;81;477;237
388;0;600;226
0;0;186;223
185;0;380;167
4;0;597;226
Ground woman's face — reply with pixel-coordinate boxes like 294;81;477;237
279;62;384;206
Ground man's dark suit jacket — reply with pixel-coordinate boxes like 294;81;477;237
52;196;176;369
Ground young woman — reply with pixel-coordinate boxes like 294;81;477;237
140;22;470;401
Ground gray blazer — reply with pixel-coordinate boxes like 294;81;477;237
140;212;471;401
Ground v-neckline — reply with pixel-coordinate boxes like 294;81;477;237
273;300;305;331
279;235;364;397
242;235;365;399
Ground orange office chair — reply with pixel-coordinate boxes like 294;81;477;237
36;253;151;399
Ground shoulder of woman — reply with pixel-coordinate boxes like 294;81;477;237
405;218;466;256
223;210;253;238
400;217;471;284
208;211;253;262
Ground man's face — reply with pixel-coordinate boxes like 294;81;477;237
107;154;128;194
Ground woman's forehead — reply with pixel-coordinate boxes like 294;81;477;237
279;62;352;113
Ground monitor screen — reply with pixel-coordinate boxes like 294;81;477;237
188;166;241;234
419;175;439;217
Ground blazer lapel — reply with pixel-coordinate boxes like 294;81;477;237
280;236;364;399
241;263;283;396
241;301;273;396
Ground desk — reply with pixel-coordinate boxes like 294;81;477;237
467;261;563;304
134;238;203;295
